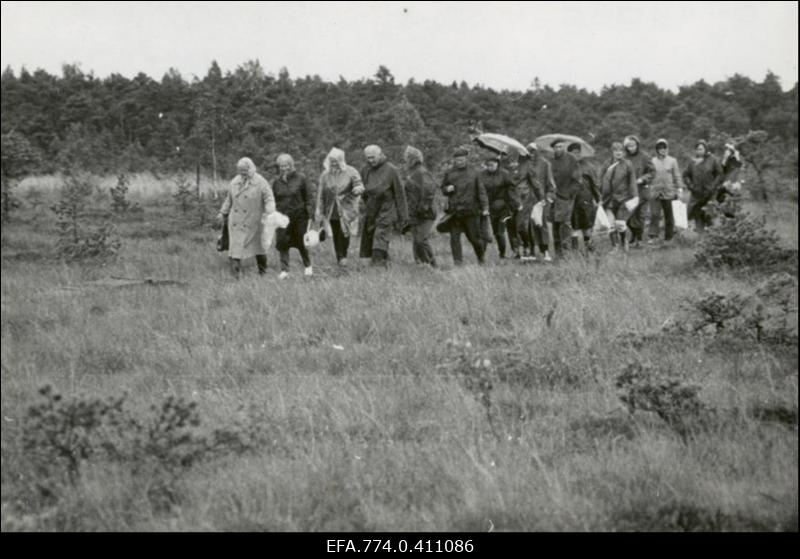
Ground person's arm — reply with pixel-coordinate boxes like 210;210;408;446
586;166;601;202
476;174;489;215
639;156;655;185
262;179;276;215
672;159;685;193
441;170;454;195
682;163;693;192
315;172;325;220
504;173;521;210
392;168;410;227
711;158;725;190
304;176;315;218
628;162;639;199
219;184;232;216
545;161;556;200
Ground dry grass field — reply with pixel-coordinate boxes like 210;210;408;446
1;174;797;531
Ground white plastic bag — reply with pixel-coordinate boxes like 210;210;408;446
594;203;610;232
530;201;544;227
624;196;640;213
261;211;289;248
672;199;688;230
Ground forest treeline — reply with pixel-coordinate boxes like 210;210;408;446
1;60;797;189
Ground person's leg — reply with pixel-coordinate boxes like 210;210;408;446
463;216;485;264
449;218;465;265
490;214;507;257
507;212;520;257
331;220;349;263
276;227;291;272
229;257;242;277
359;217;374;258
255;254;268;275
371;223;391;267
663;199;675;241
414;220;436;266
649;198;662;240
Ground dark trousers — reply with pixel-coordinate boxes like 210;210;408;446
649;198;675;240
330;219;350;262
688;195;713;231
412;219;436;266
230;255;267;276
276;214;311;271
627;198;650;242
490;213;519;257
552;221;572;256
449;214;485;265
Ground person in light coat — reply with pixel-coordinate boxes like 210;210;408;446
648;138;684;242
315;147;364;267
217;157;276;277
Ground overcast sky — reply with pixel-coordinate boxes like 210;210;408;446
1;1;797;92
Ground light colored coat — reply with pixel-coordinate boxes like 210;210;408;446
650;154;684;200
316;148;363;237
220;172;276;259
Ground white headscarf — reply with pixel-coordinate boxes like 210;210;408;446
323;148;347;173
236;157;257;179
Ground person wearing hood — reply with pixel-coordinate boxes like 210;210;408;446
273;153;314;279
516;142;555;262
403;145;437;267
567;142;601;252
718;142;744;209
481;154;521;259
600;142;638;252
549;138;583;257
683;139;723;231
440;146;489;265
622;135;655;248
315;148;364;266
648;139;684;242
217;157;276;277
359;145;410;266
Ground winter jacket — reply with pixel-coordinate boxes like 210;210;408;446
650;149;684;200
683;154;723;199
405;162;438;221
480;168;520;216
360;158;409;229
219;172;276;259
316;148;363;237
624;135;655;200
272;171;314;219
600;158;638;206
441;165;489;217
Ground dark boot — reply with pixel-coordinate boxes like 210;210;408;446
571;237;580;251
229;258;242;278
256;255;268;275
371;248;388;267
584;236;594;252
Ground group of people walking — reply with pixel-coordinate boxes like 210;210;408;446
216;136;743;277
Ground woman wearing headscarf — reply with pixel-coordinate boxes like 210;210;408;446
217;157;276;277
403;145;437;267
600;142;638;252
648;138;683;242
622;135;655;249
718;142;744;207
315;148;364;266
273;153;314;278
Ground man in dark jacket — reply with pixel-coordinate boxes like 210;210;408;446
481;154;521;259
359;144;410;266
520;143;555;262
623;135;655;248
567;142;601;252
273;153;314;278
549;138;583;257
440;147;489;265
403;145;437;267
683;139;723;231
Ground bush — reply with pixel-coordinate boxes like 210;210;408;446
52;173;121;261
20;386;262;511
695;198;796;271
615;361;713;440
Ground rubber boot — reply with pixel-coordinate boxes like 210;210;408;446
256;254;268;275
229;258;242;279
371;248;388;267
